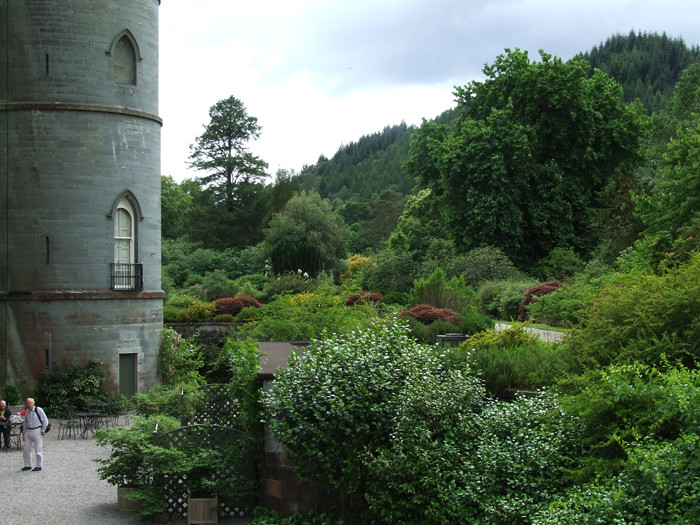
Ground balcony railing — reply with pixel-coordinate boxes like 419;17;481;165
110;263;143;291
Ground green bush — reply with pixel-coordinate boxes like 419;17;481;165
2;382;21;405
405;316;460;343
159;327;204;386
249;508;342;524
238;291;380;342
456;308;493;336
163;294;199;322
460;324;541;351
526;262;617;326
258;271;316;303
206;339;265;458
478;278;537;319
264;321;444;501
234;306;260;323
199;269;237;299
450;325;568;395
613;433;700;523
183;300;216;322
380;291;409;307
457;342;571;396
181;280;207;300
269;235;324;277
530;479;622;524
164;294;200;310
409;267;480;313
213;313;235;323
531;247;585;282
98;415;256;516
163;304;185;322
540;365;700;523
364;350;486;523
565;253;700;369
359;248;419;295
366;392;583;524
526;284;590;327
132;383;200;422
540;434;700;524
36;359;110;414
94;414;180;487
559;363;700;477
233;273;267;298
451;245;524;289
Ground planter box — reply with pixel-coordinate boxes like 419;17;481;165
187;495;218;524
117;486;143;512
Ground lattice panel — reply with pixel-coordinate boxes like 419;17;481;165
193;384;241;427
153;424;255;519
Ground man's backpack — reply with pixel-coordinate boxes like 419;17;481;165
37;407;51;433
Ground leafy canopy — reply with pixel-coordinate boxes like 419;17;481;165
264;190;348;277
407;48;646;269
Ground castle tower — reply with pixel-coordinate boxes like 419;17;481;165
0;0;163;395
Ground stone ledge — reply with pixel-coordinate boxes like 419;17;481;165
0;101;162;125
0;290;165;301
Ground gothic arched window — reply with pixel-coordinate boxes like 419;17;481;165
107;30;142;85
108;192;143;291
114;198;134;267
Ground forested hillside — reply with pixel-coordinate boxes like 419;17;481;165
580;30;700;113
298;108;458;203
299;122;414;202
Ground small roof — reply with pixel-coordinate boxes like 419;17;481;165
257;341;308;380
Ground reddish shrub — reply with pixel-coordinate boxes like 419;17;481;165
399;304;460;325
213;295;263;317
344;291;383;306
517;280;563;321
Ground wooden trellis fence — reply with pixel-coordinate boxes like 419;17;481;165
154;384;257;520
191;383;240;427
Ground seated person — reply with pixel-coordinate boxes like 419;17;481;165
0;400;12;450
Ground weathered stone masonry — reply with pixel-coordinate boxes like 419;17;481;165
0;0;163;394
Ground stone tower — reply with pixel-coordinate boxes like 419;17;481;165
0;0;163;396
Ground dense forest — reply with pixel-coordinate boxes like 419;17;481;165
580;30;700;113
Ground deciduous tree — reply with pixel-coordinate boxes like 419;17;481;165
264;191;348;277
408;49;646;269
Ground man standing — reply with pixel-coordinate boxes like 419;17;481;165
0;400;11;450
22;398;48;471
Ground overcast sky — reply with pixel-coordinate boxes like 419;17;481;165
159;0;700;182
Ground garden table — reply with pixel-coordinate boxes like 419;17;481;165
1;417;23;450
73;412;105;439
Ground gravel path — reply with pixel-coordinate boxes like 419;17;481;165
494;322;567;343
0;426;148;524
0;424;246;524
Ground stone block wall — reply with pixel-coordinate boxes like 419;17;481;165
0;0;159;114
263;423;347;517
3;294;162;394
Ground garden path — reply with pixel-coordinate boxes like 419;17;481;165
0;422;244;524
494;322;567;343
